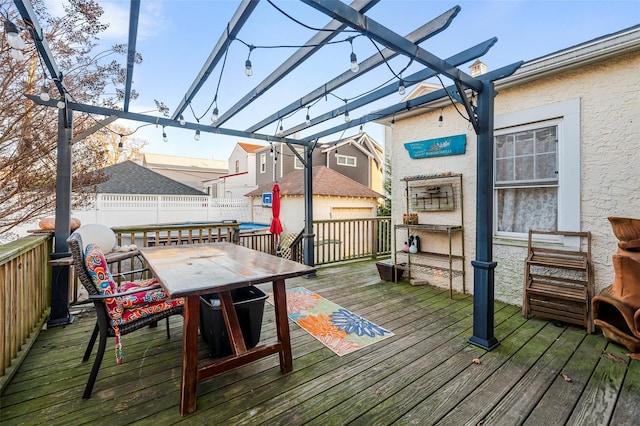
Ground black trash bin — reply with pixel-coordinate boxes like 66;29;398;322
199;286;268;357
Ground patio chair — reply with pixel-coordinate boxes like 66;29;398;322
67;232;184;399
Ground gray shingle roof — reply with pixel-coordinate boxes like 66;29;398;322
96;161;207;195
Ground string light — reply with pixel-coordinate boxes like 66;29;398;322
348;37;359;73
438;107;444;127
162;126;168;143
305;107;311;126
211;106;219;123
179;115;186;126
39;85;50;102
334;147;339;158
245;45;254;77
398;78;406;96
117;135;124;152
194;129;201;141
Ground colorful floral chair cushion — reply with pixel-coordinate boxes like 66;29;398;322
84;243;184;364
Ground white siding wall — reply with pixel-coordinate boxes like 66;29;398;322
391;50;640;305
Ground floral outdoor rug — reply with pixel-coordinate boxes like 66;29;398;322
268;287;393;356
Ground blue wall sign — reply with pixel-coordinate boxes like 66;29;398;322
404;134;466;159
262;192;272;207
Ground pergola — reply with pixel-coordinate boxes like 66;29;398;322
12;0;522;350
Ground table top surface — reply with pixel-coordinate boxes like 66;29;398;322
139;242;315;297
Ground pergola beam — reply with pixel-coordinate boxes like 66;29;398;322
244;5;460;133
123;0;140;112
13;0;66;97
282;38;496;137
171;0;259;121
216;0;380;127
300;0;483;92
301;62;523;142
26;94;310;147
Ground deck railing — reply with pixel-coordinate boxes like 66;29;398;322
0;235;53;390
288;217;392;265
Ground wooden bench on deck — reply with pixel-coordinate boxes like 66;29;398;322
522;230;594;333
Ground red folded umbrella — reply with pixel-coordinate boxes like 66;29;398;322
269;183;283;243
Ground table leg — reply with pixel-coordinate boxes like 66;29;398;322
180;295;199;416
272;278;293;372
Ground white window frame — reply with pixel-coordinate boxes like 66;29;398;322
294;149;304;169
260;153;266;173
494;98;581;238
336;154;357;167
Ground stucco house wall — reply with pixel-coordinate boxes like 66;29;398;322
390;29;640;305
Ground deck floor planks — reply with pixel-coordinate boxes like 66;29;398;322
348;305;524;426
228;295;476;425
1;259;639;425
609;356;640;425
566;342;630;425
482;325;588;426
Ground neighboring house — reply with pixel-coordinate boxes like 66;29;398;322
203;142;264;198
386;25;640;305
245;166;382;235
72;161;213;227
255;132;384;194
143;153;227;192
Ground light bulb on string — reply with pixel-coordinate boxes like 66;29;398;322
4;20;26;50
278;124;284;137
438;108;443;127
211;107;219;123
344;109;350;123
39;85;50;102
390;118;395;129
117;135;124;153
334;147;339;158
305;107;311;126
162;127;168;143
179;115;185;126
194;129;201;141
245;45;254;77
398;78;406;96
348;37;359;73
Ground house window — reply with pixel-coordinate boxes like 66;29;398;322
260;153;266;173
294;149;304;169
336;154;356;167
494;98;581;238
235;160;240;173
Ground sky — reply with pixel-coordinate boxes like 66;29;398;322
40;0;640;163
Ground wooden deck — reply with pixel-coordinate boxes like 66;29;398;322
2;259;639;425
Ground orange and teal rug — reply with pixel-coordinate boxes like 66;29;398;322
269;287;394;356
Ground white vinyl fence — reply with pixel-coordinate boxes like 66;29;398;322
72;194;253;228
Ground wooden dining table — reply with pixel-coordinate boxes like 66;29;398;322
139;242;315;416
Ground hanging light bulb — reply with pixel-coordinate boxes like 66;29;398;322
350;52;359;73
117;136;124;153
334;147;339;158
344;109;350;123
390;118;395;129
270;146;274;157
39;85;50;102
211;107;219;123
438;108;444;127
4;20;26;50
56;99;65;109
179;115;186;126
305;114;311;126
398;78;406;96
278;124;284;136
194;129;201;141
162;127;168;143
245;59;253;77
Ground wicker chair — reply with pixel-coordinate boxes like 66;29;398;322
67;232;184;399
